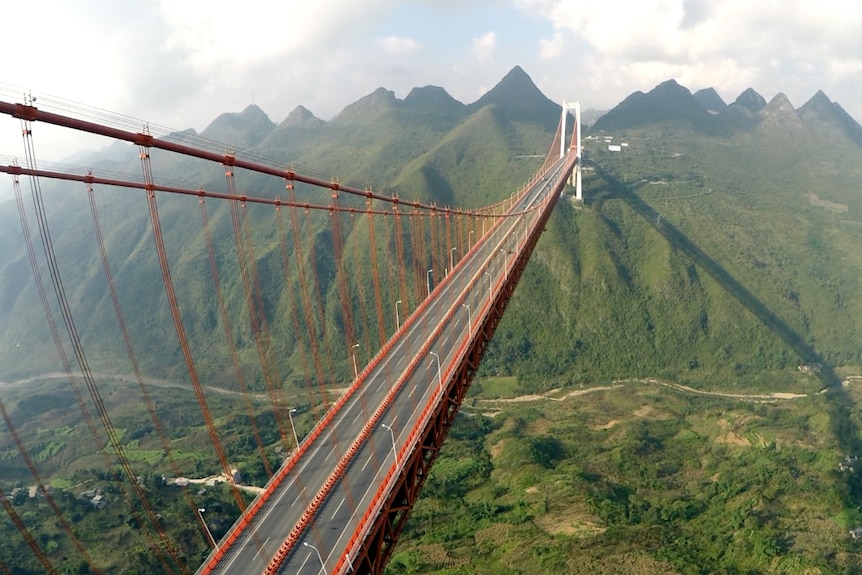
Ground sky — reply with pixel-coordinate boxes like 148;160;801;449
1;0;862;162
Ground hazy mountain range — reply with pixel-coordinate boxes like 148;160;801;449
2;66;862;389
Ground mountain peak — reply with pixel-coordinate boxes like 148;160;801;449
468;66;559;128
733;88;767;112
760;93;803;130
798;90;837;120
333;87;399;122
201;105;276;148
592;79;707;131
693;87;727;114
404;85;461;108
797;90;862;147
280;104;324;127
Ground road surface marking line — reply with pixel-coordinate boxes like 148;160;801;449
352;411;362;424
251;537;270;562
292;492;302;507
409;384;417;398
331;497;346;520
298;551;311;572
361;453;373;471
325;447;335;462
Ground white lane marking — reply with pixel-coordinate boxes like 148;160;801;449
298;552;311;573
291;491;302;508
409;383;417;398
361;453;373;471
251;537;270;562
352;411;362;424
443;336;449;346
324;447;335;462
331;497;346;520
377;380;386;392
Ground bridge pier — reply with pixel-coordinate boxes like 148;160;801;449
561;100;582;202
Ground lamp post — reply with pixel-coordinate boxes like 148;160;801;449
468;230;474;248
288;408;299;449
351;343;360;378
499;248;507;280
463;303;471;332
197;508;217;551
426;269;433;296
430;351;442;393
381;422;398;467
450;247;457;271
395;300;402;330
484;271;492;301
303;541;325;574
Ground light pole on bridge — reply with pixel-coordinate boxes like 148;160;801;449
450;247;457;271
381;422;399;467
499;248;507;281
288;408;299;450
395;300;402;330
468;230;474;248
303;541;325;574
351;343;360;378
429;351;442;394
426;269;433;297
462;303;471;333
485;271;492;302
197;508;217;551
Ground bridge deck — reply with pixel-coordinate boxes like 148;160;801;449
198;154;575;575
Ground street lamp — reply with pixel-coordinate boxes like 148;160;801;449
197;508;217;551
395;300;402;330
484;271;492;301
450;247;457;271
426;269;434;296
499;248;507;280
468;230;474;248
463;303;471;332
288;408;299;449
351;343;360;378
303;541;325;574
429;351;442;393
381;422;398;467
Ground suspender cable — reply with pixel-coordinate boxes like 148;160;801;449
200;197;273;477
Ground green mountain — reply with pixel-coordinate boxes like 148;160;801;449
487;80;862;392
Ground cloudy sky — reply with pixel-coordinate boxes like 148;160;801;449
1;0;861;160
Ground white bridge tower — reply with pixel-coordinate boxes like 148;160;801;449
560;100;582;201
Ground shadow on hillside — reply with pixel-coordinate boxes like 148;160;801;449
589;162;862;461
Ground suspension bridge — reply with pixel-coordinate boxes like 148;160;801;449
0;92;581;574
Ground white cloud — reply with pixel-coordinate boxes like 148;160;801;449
539;32;566;60
514;0;862;115
472;32;497;63
379;36;421;54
